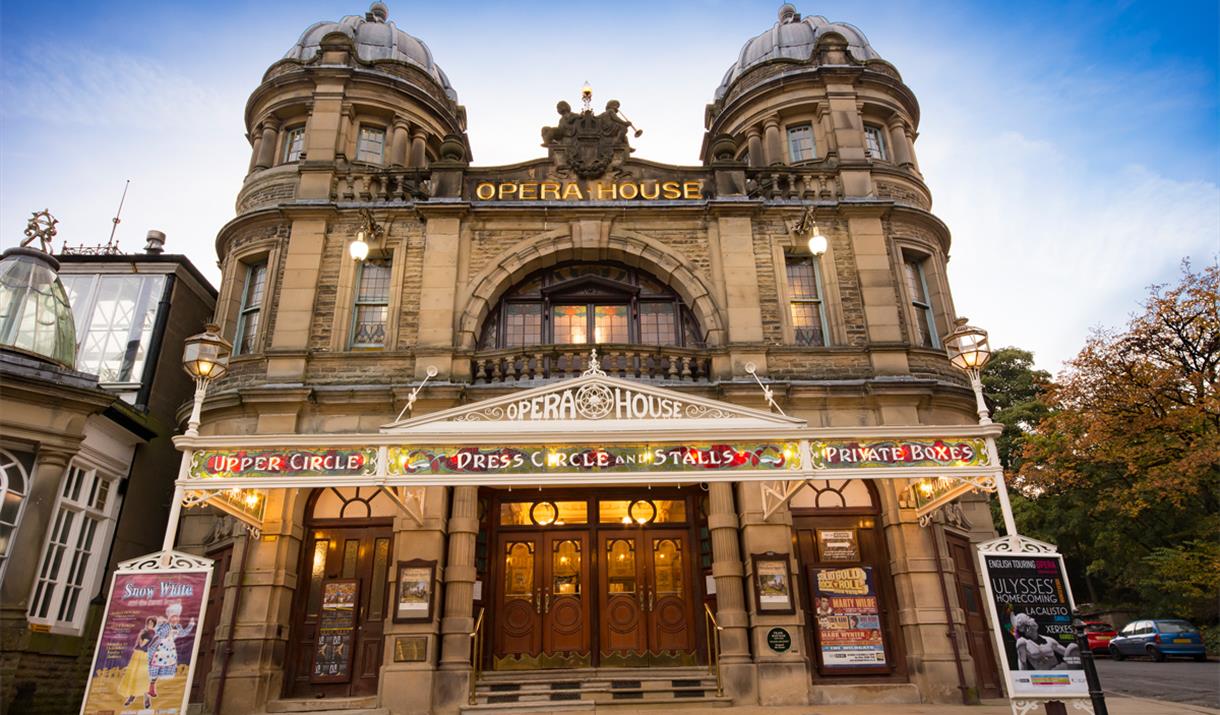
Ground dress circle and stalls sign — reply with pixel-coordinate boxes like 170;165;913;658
812;566;887;668
81;560;211;715
980;552;1086;698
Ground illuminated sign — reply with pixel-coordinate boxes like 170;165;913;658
813;438;988;469
191;448;378;479
473;179;703;202
388;443;800;476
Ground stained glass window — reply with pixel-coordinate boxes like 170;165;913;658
639;303;676;345
594;305;628;343
786;257;828;346
552;305;587;344
503;303;542;347
351;257;391;348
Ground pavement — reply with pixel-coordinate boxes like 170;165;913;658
1094;657;1220;709
585;697;1220;714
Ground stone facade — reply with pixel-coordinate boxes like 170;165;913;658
176;4;1006;714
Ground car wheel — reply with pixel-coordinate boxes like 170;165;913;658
1109;645;1125;661
1147;645;1166;662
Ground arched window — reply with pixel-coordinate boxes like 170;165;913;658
478;262;704;349
0;449;30;576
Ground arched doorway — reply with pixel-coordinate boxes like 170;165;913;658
285;488;396;698
790;480;907;681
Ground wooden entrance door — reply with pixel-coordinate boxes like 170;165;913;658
946;533;1003;698
598;529;696;665
494;531;592;668
287;526;393;698
190;544;232;704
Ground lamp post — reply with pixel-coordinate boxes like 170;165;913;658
943;317;993;425
181;323;232;437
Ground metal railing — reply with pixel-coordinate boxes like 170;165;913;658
703;602;724;697
468;606;485;705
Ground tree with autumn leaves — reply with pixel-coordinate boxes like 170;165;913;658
988;262;1219;633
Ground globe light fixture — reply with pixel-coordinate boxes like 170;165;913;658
807;227;828;257
349;228;370;261
181;323;232;436
943;317;993;425
581;81;593;111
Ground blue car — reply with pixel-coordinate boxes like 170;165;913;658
1108;619;1207;662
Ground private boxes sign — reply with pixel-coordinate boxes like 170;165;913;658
978;550;1087;699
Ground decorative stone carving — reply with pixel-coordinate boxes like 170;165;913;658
541;100;638;179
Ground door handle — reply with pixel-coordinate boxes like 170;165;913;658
647;587;654;613
535;588;543;615
544;588;552;615
636;588;645;611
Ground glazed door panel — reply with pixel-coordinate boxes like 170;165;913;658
287;527;392;698
542;532;591;663
947;533;1003;699
644;531;695;655
190;544;232;704
494;536;543;664
599;533;647;657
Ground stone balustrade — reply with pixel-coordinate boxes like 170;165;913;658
471;345;712;385
332;167;432;202
745;167;842;201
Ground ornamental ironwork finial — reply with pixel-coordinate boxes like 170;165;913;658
583;348;606;376
21;209;58;253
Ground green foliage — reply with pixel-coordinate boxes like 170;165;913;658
981;347;1051;471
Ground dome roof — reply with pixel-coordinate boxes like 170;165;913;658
283;2;458;102
715;4;881;101
0;247;76;369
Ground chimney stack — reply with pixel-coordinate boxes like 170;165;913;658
144;230;166;254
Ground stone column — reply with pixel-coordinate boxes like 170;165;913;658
409;128;428;168
335;102;354;161
887;116;914;168
845;205;908;375
265;219;328;383
762;116;783;166
433;486;479;713
415;206;464;378
735;483;808;706
746;126;764;168
391;118;410;168
253;117;280;170
711;208;767;377
817;106;838;158
708;482;756;702
247;131;263;174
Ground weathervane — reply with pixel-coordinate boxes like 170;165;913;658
21;209;59;253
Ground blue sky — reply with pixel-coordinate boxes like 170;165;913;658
2;0;1217;370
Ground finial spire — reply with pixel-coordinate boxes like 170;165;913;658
21;209;58;254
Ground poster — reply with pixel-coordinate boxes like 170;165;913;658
812;566;888;668
394;561;435;622
81;568;210;715
980;553;1086;698
312;579;359;682
754;557;794;613
816;529;859;562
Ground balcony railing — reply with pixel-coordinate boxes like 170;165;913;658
332;167;432;203
471;345;712;385
746;167;842;201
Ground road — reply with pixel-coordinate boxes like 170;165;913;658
1094;657;1220;709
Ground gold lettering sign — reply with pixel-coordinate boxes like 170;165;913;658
473;179;703;202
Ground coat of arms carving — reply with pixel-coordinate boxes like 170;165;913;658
541;99;640;180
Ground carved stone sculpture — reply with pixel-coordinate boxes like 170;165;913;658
540;99;636;179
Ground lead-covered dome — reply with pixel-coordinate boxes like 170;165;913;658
0;247;76;369
715;4;881;100
283;2;458;101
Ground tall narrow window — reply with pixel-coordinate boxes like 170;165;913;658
552;305;588;344
786;256;829;346
787;124;815;162
235;262;267;355
0;450;30;581
356;126;386;164
638;303;676;345
350;257;391;348
864;126;888;160
903;255;938;348
282;126;306;163
29;463;118;632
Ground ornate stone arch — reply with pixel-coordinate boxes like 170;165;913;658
457;228;726;350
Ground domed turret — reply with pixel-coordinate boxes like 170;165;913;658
715;4;883;102
0;219;76;368
283;1;458;102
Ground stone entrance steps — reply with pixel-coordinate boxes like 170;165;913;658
265;695;388;715
462;666;731;714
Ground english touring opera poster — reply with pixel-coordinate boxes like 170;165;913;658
980;552;1087;698
812;566;888;668
81;568;210;715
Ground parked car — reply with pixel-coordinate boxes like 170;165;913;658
1108;619;1207;661
1083;621;1117;654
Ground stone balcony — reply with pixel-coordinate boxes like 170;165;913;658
745;166;843;201
331;166;433;203
471;344;713;385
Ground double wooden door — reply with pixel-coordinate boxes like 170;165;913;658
946;533;1003;699
491;528;697;668
287;525;393;698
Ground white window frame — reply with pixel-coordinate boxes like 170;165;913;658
785;254;831;347
282;125;306;163
0;448;31;586
356;125;386;164
28;461;120;635
234;261;268;356
786;123;816;162
349;256;392;349
864;125;888;161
